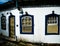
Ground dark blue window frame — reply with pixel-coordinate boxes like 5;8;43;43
1;14;6;30
9;13;15;37
20;15;34;34
45;14;59;35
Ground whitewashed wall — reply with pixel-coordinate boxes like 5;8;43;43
0;7;60;43
0;10;10;36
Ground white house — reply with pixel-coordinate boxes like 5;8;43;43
0;7;60;43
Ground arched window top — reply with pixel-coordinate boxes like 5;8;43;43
9;13;15;17
20;14;33;18
1;14;5;17
46;11;59;17
20;12;33;17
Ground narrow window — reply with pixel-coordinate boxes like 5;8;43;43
1;14;6;30
9;13;15;38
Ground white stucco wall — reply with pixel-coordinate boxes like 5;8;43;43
0;7;60;43
0;11;10;36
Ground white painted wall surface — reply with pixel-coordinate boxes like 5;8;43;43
0;7;60;43
0;11;10;36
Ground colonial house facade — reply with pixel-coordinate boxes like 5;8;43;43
0;7;60;43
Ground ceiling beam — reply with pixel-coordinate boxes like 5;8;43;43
0;0;60;11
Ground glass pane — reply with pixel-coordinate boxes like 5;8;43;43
21;16;32;33
47;25;58;33
47;16;58;34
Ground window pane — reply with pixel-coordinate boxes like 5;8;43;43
47;25;58;33
47;16;58;24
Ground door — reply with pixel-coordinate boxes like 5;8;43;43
9;15;15;38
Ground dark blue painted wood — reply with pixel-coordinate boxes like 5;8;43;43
45;11;59;35
20;14;34;34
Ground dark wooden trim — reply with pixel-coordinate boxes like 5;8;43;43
0;0;60;11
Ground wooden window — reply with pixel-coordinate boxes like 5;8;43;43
20;14;34;34
1;14;6;30
45;11;59;35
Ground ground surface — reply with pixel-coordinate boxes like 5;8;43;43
0;35;43;46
